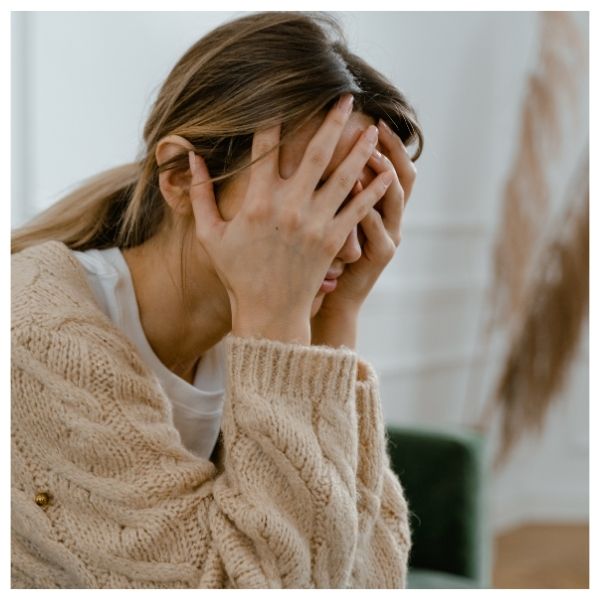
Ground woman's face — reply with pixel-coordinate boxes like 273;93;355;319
217;111;381;318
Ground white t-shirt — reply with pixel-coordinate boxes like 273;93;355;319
71;247;226;460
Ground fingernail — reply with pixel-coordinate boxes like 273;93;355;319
337;94;354;114
381;171;394;186
365;125;378;143
371;148;382;161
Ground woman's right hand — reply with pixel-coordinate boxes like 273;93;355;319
187;94;394;345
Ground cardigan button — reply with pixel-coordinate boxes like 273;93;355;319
34;491;51;508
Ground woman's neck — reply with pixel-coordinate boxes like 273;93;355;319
122;229;231;382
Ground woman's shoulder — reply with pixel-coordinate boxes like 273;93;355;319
12;239;88;290
11;240;145;371
11;241;156;390
12;240;103;329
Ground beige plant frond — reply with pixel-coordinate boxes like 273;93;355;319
485;152;588;469
487;11;585;332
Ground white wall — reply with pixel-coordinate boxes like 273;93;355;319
11;11;589;535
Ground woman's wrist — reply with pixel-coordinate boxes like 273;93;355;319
232;311;311;346
311;306;359;350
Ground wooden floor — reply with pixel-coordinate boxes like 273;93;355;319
492;522;589;588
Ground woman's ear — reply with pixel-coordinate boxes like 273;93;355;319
155;134;195;216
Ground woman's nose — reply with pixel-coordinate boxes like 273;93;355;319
336;224;362;264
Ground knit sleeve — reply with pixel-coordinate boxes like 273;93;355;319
207;334;361;587
349;358;412;587
12;320;410;589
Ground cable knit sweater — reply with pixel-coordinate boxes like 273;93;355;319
11;240;412;589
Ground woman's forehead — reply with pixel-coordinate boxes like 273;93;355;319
279;111;378;180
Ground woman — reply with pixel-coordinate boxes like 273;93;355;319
11;12;422;588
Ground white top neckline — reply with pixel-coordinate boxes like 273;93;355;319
71;246;226;459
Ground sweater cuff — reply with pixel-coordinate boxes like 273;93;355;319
355;357;389;489
225;333;358;407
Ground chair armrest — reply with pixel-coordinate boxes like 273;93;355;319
385;424;492;588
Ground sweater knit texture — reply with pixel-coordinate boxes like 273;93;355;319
11;240;412;589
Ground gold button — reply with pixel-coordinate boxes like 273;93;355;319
34;491;51;507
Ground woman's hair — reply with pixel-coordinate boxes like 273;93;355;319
11;11;423;255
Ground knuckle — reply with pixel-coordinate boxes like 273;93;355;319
362;135;376;153
245;201;269;223
295;221;324;250
383;242;396;261
306;146;328;170
329;111;347;129
194;221;205;241
377;178;391;197
379;153;393;169
322;235;341;256
335;171;354;192
356;201;370;221
280;207;303;232
307;225;326;246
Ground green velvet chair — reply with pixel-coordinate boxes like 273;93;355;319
385;424;492;588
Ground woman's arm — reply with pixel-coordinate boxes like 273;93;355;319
349;358;412;587
206;334;360;587
13;320;385;588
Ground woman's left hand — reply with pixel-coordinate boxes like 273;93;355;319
310;119;418;349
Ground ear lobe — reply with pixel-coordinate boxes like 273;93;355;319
155;134;195;216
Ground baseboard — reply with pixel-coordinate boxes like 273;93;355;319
490;490;589;533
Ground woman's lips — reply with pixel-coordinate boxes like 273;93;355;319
318;268;343;294
319;277;338;293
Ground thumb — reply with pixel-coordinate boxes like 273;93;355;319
188;151;225;241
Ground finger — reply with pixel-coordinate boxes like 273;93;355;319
319;124;380;216
333;170;394;244
250;122;282;190
294;93;355;194
188;151;225;241
359;207;398;261
351;181;365;247
336;180;362;215
377;119;417;202
366;149;404;246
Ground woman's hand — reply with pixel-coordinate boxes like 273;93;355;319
311;119;418;349
187;95;394;345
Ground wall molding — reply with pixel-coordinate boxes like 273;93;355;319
366;276;491;297
366;329;588;376
368;346;503;375
403;216;493;236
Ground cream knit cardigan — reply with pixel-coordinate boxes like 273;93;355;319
11;241;412;589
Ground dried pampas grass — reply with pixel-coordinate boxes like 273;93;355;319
486;155;588;469
477;12;587;468
488;12;585;329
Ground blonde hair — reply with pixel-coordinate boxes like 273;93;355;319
12;11;423;255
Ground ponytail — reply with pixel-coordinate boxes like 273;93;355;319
11;162;145;254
